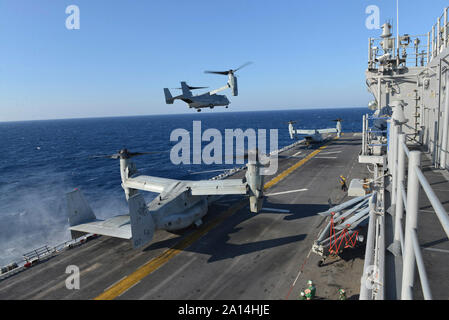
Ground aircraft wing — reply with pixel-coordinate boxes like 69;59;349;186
123;176;179;193
294;129;316;135
317;128;337;134
188;179;247;195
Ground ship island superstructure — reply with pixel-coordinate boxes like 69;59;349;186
360;7;449;300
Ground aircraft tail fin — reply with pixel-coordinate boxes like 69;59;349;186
128;193;155;248
67;189;99;239
67;189;97;227
180;82;193;97
164;88;174;104
67;189;155;246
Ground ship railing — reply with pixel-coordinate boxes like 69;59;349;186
359;191;385;300
389;129;449;300
368;35;430;69
368;7;449;68
23;245;56;263
361;114;388;156
430;8;449;61
0;234;98;281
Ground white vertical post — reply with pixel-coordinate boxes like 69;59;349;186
427;32;430;64
378;78;382;110
444;8;448;48
363;115;366;155
394;133;406;247
432;25;435;59
396;0;400;56
401;151;421;300
391;123;398;206
368;38;372;64
366;115;370;154
388;119;394;172
437;17;441;53
360;193;377;300
440;71;449;169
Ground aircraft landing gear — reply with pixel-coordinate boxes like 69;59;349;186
225;105;229;108
194;219;203;228
197;109;201;112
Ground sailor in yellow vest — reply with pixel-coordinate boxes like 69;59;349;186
339;175;348;192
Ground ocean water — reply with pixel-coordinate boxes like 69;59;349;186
0;108;367;265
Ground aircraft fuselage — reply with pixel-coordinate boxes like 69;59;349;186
187;93;230;109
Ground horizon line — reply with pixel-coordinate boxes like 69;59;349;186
0;105;368;124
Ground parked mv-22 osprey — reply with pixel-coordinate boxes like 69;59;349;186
287;119;342;144
67;149;264;248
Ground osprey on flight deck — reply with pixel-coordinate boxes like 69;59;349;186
67;148;266;249
287;119;342;144
163;62;252;112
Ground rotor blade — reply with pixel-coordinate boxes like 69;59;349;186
127;151;169;157
89;150;168;160
188;169;230;175
234;61;253;72
204;70;229;75
172;86;208;90
188;86;209;90
89;154;120;159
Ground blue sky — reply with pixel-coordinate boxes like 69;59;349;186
0;0;448;121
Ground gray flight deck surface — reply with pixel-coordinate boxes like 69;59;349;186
0;133;370;300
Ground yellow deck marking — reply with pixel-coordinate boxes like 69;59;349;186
263;143;332;190
94;201;247;300
94;138;337;300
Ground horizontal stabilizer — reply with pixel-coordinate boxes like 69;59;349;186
69;215;132;239
67;189;132;239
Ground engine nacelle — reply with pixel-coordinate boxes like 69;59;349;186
228;74;238;96
245;161;264;213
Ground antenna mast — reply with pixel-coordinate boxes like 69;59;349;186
396;0;400;62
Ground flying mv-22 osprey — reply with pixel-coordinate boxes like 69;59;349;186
163;62;251;112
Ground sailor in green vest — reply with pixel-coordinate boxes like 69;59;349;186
307;280;316;299
304;288;312;300
338;288;347;300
